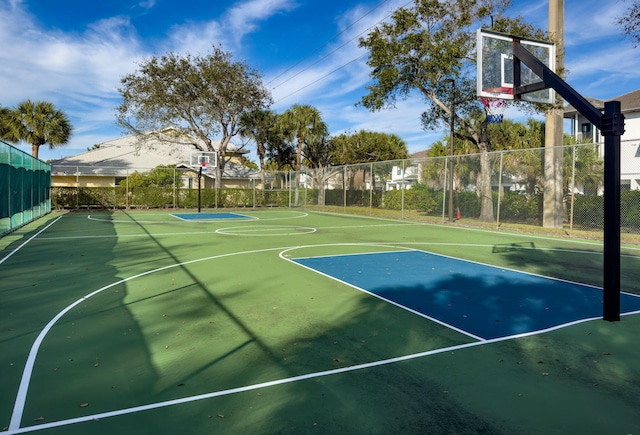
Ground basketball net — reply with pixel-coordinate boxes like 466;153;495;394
479;87;512;124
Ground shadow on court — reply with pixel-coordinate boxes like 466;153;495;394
0;212;158;429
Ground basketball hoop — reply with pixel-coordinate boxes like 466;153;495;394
479;87;512;124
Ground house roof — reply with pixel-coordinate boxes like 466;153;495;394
564;88;640;117
49;132;258;179
410;150;429;159
176;162;264;180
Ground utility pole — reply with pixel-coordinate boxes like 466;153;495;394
543;0;565;228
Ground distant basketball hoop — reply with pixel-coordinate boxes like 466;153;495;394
190;151;217;171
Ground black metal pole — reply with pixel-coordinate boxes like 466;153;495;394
197;166;202;213
602;101;624;321
512;40;625;321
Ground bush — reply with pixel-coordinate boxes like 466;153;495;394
621;190;640;229
498;192;542;224
456;192;480;219
572;195;604;229
383;184;438;212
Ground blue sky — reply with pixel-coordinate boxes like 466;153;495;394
0;0;637;161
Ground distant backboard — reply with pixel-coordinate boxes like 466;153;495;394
477;29;556;104
190;151;217;171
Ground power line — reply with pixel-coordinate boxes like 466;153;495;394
267;0;393;88
274;53;369;104
271;0;414;104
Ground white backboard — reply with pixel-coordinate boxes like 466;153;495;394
477;29;556;104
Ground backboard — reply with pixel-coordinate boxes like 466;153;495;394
190;151;217;172
477;29;556;104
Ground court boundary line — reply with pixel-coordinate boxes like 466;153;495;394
169;212;258;221
6;216;640;433
8;239;640;433
286;242;640;305
216;225;317;236
87;210;309;224
281;245;486;341
306;210;640;252
7;246;295;432
14;312;637;434
0;216;63;266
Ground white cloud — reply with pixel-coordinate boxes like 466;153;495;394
167;0;299;54
226;0;298;36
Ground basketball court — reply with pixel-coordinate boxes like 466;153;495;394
1;21;636;435
2;209;640;434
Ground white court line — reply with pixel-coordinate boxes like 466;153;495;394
216;225;317;236
13;311;638;434
87;210;309;224
8;232;640;432
306;210;640;252
0;215;63;266
8;245;296;433
280;245;485;341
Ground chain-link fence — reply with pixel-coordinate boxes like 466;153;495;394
293;144;619;230
50;142;640;241
1;140;51;237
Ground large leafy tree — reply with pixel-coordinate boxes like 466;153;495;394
329;130;408;165
121;165;183;188
116;46;272;188
359;0;545;222
618;0;640;46
1;100;72;159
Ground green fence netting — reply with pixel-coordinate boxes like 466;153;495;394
0;140;51;237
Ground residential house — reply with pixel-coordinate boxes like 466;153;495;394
564;88;640;190
49;131;262;189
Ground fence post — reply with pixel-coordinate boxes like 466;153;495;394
75;166;79;209
401;160;405;219
126;169;130;210
442;157;448;223
370;163;373;216
288;171;292;208
173;167;177;209
496;151;504;229
569;145;576;236
343;166;347;212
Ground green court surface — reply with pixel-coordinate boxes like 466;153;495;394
2;209;640;434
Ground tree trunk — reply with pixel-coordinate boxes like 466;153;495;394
257;142;266;189
316;168;326;206
32;143;39;159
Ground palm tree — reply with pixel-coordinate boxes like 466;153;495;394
280;105;327;206
239;109;277;188
1;100;72;159
0;105;11;140
281;104;326;170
